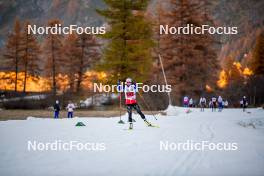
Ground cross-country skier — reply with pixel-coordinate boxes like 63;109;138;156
199;97;206;112
218;96;223;112
53;100;60;118
211;96;217;112
183;96;189;107
123;78;152;129
189;98;194;107
242;96;248;112
66;101;75;118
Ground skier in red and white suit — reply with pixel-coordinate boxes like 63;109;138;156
123;78;151;129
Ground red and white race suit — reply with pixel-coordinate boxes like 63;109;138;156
124;84;138;105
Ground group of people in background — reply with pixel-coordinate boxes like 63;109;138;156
183;96;248;112
53;100;75;119
52;95;249;118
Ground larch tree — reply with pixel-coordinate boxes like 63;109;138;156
157;0;218;104
43;20;64;96
251;32;264;75
63;33;100;93
3;19;22;92
96;0;154;83
63;33;79;92
20;21;41;93
75;33;100;93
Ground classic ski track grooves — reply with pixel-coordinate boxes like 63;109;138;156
168;118;215;176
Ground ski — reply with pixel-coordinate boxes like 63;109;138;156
123;128;133;131
148;124;160;128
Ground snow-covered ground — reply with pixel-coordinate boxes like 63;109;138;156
0;107;264;176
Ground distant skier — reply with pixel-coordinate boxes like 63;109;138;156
218;96;223;112
242;96;248;112
123;78;152;129
224;100;229;108
199;97;206;112
183;96;189;107
66;101;75;118
189;98;193;107
53;100;60;119
209;100;212;109
240;100;243;108
211;97;217;112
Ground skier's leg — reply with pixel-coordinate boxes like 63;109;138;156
126;105;133;129
54;111;59;118
133;104;152;126
68;112;73;118
133;104;146;120
127;105;133;123
214;104;216;111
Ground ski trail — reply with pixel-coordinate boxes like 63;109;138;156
167;118;216;176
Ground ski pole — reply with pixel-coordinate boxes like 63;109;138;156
138;91;157;120
119;91;122;120
117;80;124;124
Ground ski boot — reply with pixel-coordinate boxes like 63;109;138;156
129;122;133;130
144;120;152;127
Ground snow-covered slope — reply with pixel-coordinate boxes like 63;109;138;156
0;107;264;176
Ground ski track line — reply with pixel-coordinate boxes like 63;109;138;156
184;122;215;174
166;150;194;176
168;118;216;176
176;123;213;175
166;125;204;176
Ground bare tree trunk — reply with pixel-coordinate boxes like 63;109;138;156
23;60;28;93
15;44;19;92
76;38;85;93
23;34;29;93
51;36;57;96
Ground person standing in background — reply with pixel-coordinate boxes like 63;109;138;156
224;100;229;108
189;98;193;107
242;96;248;112
211;97;217;112
66;101;75;118
53;100;60;119
200;97;206;112
218;96;223;112
183;96;189;107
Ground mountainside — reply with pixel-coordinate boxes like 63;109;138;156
148;0;264;62
0;0;105;46
1;0;264;64
212;0;264;62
